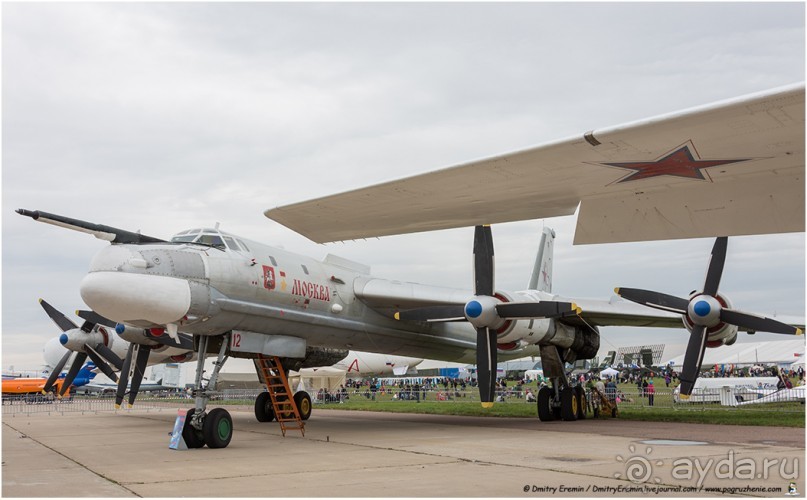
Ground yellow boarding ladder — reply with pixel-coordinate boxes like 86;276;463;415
255;355;305;437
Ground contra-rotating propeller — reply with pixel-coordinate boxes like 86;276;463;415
77;309;149;408
39;299;123;396
395;225;580;407
616;237;802;399
76;310;193;408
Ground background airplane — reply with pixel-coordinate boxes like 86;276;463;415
2;363;96;399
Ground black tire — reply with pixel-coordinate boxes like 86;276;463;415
183;408;206;449
574;386;586;420
254;392;275;422
294;392;312;421
203;408;233;449
537;386;554;421
560;387;578;421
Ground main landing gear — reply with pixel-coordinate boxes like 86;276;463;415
536;345;588;422
182;333;234;449
254;391;312;422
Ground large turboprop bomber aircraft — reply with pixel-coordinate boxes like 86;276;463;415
17;84;805;449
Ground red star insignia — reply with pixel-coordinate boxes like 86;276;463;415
602;143;749;183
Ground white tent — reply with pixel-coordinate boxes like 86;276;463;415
599;367;620;378
663;339;805;369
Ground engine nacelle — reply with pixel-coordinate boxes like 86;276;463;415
115;323;159;346
493;291;552;345
683;291;739;348
492;290;599;359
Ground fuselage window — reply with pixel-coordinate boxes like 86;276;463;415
269;256;278;266
301;264;309;275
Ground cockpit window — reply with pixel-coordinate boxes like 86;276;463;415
171;235;197;243
222;236;239;251
197;234;225;249
236;239;250;252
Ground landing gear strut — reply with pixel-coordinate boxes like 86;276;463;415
182;333;234;449
536;345;587;422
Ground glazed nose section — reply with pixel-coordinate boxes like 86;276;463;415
80;271;191;326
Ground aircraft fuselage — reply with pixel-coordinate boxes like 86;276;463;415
78;228;542;364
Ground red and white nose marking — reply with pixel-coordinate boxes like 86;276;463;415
80;271;191;326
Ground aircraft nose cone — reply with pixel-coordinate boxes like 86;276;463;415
693;300;711;317
59;333;68;346
80;271;191;326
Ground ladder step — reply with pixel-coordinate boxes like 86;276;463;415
256;355;305;438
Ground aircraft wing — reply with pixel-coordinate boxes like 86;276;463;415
562;297;683;329
353;276;474;317
265;84;805;244
354;276;684;328
354;277;804;333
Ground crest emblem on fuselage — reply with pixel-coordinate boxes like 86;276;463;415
262;266;276;290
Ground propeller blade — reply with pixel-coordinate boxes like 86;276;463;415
476;327;497;406
39;299;78;332
678;324;708;398
473;225;494;297
496;301;580;319
76;310;117;329
84;346;118;382
702;237;728;297
394;305;466;322
59;352;88;396
615;288;689;315
720;309;803;335
115;344;135;407
93;343;124;370
44;351;72;392
127;345;151;407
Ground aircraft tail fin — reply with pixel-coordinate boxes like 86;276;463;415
528;227;555;293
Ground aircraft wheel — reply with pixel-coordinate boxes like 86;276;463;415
536;386;554;421
574;386;586;420
203;408;233;449
254;392;275;422
183;408;206;448
294;392;312;421
560;388;578;421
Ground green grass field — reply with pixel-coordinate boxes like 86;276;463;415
313;376;805;427
315;399;805;427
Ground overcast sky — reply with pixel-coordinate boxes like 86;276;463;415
3;2;805;371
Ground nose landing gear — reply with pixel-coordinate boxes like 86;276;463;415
182;333;234;449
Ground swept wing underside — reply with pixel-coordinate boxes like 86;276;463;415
265;84;804;244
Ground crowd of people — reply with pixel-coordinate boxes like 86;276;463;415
310;363;805;406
